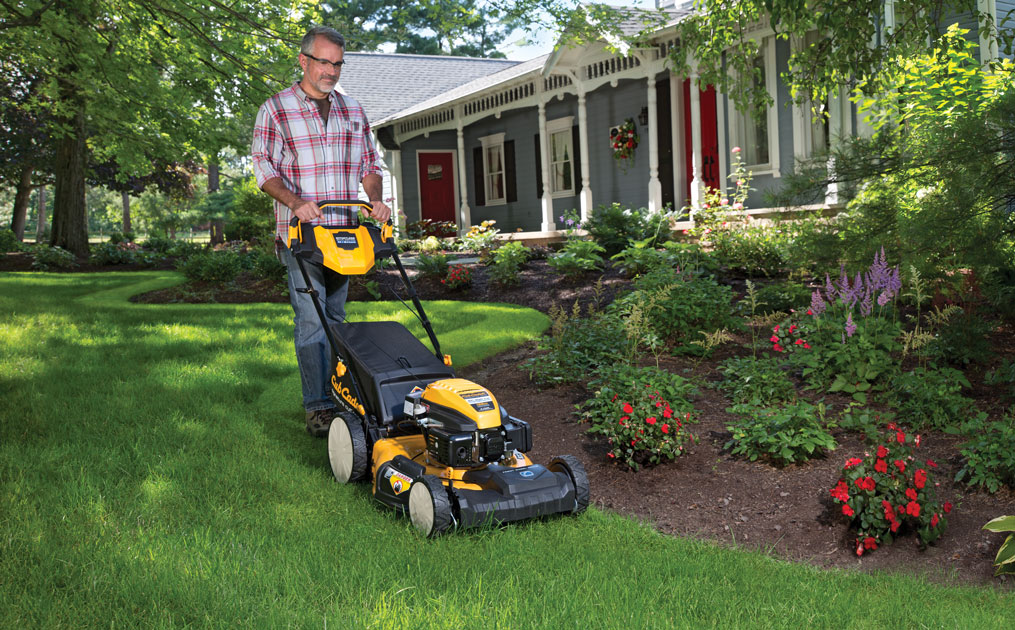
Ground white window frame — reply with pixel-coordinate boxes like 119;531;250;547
479;132;506;206
792;33;830;158
545;116;575;198
728;35;780;177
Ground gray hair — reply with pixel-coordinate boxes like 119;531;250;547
300;27;345;54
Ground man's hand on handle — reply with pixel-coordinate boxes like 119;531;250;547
366;200;392;223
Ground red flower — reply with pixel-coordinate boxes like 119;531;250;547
773;325;780;332
607;452;615;458
906;500;921;517
931;513;939;528
803;343;811;349
890;521;900;533
862;477;876;491
877;446;889;458
770;335;779;343
914;469;927;489
943;502;953;514
789;324;797;333
661;423;670;434
663;408;672;419
842;504;855;517
844;457;863;469
875;459;888;474
622;403;633;414
806;309;813;315
830;480;850;502
646;417;657;425
896;431;906;444
926;459;938;468
773;344;784;353
905;488;918;501
626;140;634;148
914;434;921;448
864;537;878;551
794;339;804;345
894;459;906;473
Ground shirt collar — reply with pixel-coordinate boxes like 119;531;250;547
291;82;340;105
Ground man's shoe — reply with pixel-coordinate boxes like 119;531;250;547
305;409;335;438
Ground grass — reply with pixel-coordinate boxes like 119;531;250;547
2;271;1014;628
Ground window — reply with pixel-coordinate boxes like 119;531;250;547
480;133;506;205
546;117;575;196
730;36;779;175
793;31;830;158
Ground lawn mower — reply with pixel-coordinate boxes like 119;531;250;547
287;200;590;536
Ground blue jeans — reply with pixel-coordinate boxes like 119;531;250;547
278;244;349;412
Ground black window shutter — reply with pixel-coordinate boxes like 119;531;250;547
473;146;485;207
572;125;582;194
505;140;517;203
534;134;543;198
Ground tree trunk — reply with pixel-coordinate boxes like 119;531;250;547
207;160;224;245
36;186;47;242
51;84;89;257
121;190;131;234
10;162;33;240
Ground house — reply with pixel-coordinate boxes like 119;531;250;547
344;0;1012;235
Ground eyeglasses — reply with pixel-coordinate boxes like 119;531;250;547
303;52;344;70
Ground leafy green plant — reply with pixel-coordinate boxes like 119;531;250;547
487;241;530;286
956;414;1015;493
709;223;789;277
0;230;25;253
983;515;1015;576
245;245;285;281
836;405;894;443
459;220;499;256
546;239;605;278
610;238;672;277
583;203;671;256
523;303;625;387
715;356;797;404
725;400;835;465
739;281;812;316
661;241;721;277
30;245;77;270
926;310;995;366
985;359;1015;403
89;241;156;266
580;364;697;471
829;428;950;556
888;365;980;431
415;251;450;280
176;250;242;283
441;264;471;290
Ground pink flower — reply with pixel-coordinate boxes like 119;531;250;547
732;202;744;210
732;146;742;154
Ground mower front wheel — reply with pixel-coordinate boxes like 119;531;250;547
549;455;590;515
328;412;368;483
408;475;453;537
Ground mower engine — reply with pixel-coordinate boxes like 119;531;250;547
403;378;531;468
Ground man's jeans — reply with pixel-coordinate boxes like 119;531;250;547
278;244;349;412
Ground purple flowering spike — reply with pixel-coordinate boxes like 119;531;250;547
877;291;891;306
837;265;850;295
811;289;826;315
845;312;857;338
890;266;902;295
825;273;835;299
861;291;873;317
868;247;890;292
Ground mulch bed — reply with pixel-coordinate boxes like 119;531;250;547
6;252;1015;588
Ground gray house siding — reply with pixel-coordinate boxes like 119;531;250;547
585;79;651;212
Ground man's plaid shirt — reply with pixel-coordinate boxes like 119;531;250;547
251;82;383;241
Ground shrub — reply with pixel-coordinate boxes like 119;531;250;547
415;251;450;280
888;365;980;431
31;245;77;270
926;310;995;365
611;267;741;355
829;427;950;556
660;241;721;277
523;305;625;387
725;400;836;465
459;220;499;256
610;239;673;277
89;241;140;265
441;264;471;290
715;356;797;404
177;250;242;283
985;359;1015;403
738;281;812;316
142;235;176;254
404;219;456;239
0;230;24;253
107;231;135;244
546;239;605;278
245;245;285;281
583;203;671;256
956;414;1015;493
983;515;1015;576
580;364;697;470
226;176;274;243
487;241;530;286
709;223;789;276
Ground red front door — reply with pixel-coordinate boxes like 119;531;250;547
682;80;720;204
417;152;456;223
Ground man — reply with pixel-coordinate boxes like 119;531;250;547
251;26;392;437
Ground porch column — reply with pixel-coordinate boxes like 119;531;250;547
646;75;663;213
537;100;555;231
577;89;593;223
456;114;472;234
388;149;404;231
689;64;704;213
671;72;686;212
825;86;848;206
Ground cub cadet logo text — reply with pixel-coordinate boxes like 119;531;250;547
331;375;361;410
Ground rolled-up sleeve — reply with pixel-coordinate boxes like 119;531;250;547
360;118;384;179
251;104;282;187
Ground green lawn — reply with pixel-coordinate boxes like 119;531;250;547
1;272;1013;628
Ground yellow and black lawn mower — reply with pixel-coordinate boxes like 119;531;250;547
287;200;590;536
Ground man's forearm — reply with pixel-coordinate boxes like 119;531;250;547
363;173;383;202
261;177;301;210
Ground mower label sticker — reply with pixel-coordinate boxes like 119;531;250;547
462;392;495;412
520;469;535;478
385;469;413;495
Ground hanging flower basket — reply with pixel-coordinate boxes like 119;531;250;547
610;118;639;167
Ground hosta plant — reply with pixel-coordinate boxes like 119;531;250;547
829;426;950;556
982;515;1015;576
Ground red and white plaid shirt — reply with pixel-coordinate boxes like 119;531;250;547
251;82;383;240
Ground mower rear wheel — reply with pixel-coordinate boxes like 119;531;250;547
328;412;367;483
549;455;590;515
408;475;453;537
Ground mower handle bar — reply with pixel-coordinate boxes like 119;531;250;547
288;199;391;228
